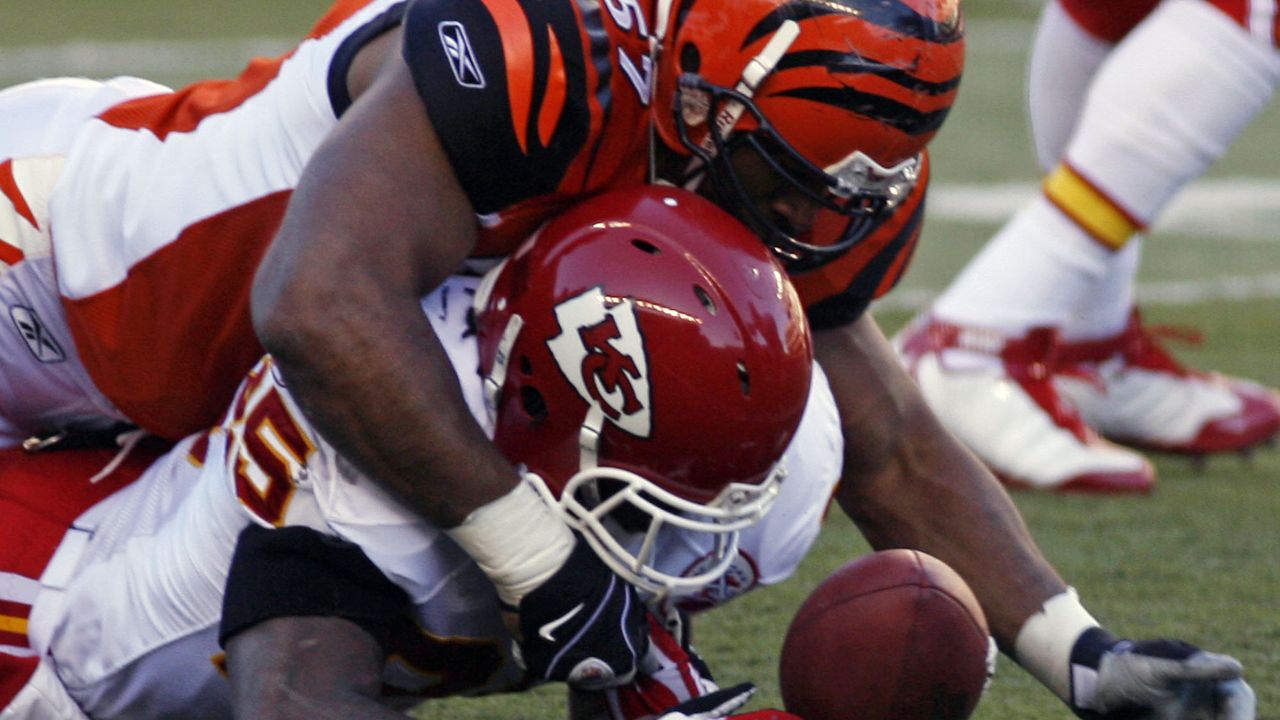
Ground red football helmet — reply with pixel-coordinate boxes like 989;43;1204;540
474;185;812;597
651;0;965;273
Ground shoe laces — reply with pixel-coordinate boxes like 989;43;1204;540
1059;310;1202;378
1124;321;1202;375
999;329;1094;441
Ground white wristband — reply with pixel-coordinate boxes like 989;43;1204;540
1013;588;1100;701
445;475;576;607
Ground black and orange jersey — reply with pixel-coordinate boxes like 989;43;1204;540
401;0;656;253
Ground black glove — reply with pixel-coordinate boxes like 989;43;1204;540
513;535;648;690
1068;627;1255;720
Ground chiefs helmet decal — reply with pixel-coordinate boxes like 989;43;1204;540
547;286;653;437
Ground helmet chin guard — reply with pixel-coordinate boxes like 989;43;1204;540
526;463;784;599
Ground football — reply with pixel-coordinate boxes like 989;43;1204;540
778;549;991;720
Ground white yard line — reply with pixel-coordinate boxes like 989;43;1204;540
1;37;295;81
928;178;1280;242
879;178;1280;312
874;273;1280;313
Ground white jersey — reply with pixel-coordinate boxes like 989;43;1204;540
0;77;172;448
11;277;843;719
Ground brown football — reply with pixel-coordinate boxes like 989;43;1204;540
779;549;991;720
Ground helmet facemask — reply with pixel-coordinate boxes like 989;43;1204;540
537;420;785;600
489;341;788;601
673;75;921;274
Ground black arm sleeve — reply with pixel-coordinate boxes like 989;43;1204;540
400;0;593;212
219;525;410;654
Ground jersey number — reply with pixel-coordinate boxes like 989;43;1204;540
605;0;654;104
230;362;316;526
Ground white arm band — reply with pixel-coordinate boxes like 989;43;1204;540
445;474;576;607
1013;588;1100;701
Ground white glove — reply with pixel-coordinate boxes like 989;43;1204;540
1069;628;1255;720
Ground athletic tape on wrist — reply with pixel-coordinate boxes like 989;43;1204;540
445;474;575;607
1013;587;1099;701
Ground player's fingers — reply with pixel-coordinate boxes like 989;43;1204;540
1215;679;1257;720
1162;652;1244;682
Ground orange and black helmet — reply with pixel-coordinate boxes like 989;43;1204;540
653;0;964;272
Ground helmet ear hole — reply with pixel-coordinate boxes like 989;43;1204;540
737;361;751;396
520;385;549;422
631;238;661;255
519;355;533;375
693;285;717;315
680;42;700;73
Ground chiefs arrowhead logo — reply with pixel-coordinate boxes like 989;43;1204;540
547;287;651;437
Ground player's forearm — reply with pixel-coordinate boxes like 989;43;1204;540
833;403;1065;648
249;55;520;528
257;283;516;526
254;256;575;605
814;316;1066;649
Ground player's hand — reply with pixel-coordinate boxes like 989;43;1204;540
513;535;647;690
1068;628;1255;720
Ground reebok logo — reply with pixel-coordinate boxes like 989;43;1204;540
438;22;486;89
538;603;583;642
10;306;64;363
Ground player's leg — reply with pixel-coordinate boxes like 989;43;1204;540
898;0;1280;490
895;0;1160;492
31;435;238;718
1050;0;1280;454
1027;0;1160;172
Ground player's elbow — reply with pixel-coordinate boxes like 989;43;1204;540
250;261;333;365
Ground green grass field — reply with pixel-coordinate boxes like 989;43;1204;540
4;0;1276;717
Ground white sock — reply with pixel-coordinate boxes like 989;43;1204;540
933;197;1112;336
1063;239;1140;343
935;0;1280;345
1027;0;1114;172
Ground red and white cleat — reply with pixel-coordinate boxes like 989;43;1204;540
894;315;1155;494
1055;309;1280;456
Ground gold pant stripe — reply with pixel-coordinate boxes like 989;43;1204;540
1043;164;1143;250
0;615;28;635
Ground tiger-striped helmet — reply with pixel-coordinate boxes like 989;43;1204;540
652;0;964;273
